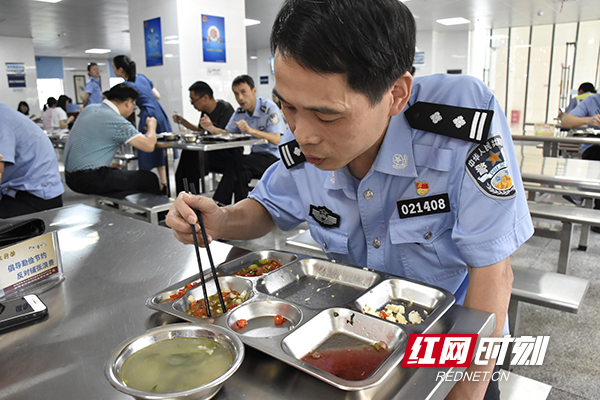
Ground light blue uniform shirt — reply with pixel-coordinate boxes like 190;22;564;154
84;76;103;106
225;97;285;158
569;93;600;152
0;104;64;200
250;75;534;334
64;100;142;172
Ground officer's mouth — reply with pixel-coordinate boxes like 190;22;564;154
305;156;324;166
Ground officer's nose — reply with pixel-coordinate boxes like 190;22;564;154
292;116;319;146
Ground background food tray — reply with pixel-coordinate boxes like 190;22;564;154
146;250;454;391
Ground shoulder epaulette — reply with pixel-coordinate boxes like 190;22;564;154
404;101;493;144
279;139;306;169
236;107;244;113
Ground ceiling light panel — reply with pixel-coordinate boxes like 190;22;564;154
436;17;471;26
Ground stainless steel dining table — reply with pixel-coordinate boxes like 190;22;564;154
0;204;494;400
512;134;600;157
516;152;600;192
157;135;268;196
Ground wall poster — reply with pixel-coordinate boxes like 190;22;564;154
144;17;163;67
202;15;226;63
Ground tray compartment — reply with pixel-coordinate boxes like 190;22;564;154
353;278;453;327
256;258;381;309
281;308;406;382
227;300;302;337
217;250;297;277
171;276;254;317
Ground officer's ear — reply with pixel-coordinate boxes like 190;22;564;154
388;72;412;117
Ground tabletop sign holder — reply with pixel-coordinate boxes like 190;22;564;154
0;231;65;301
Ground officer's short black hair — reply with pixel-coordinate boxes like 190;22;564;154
87;62;98;72
578;82;596;94
189;81;214;99
106;83;139;103
270;0;415;106
232;75;255;90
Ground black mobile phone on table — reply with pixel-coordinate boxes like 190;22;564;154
0;294;48;332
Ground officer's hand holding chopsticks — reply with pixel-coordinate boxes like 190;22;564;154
166;192;224;246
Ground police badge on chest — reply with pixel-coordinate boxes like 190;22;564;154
309;205;340;228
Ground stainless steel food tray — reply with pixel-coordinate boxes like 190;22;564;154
146;250;455;391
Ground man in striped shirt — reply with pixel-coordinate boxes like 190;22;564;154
64;83;161;198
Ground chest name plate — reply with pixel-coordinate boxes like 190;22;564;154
397;193;450;219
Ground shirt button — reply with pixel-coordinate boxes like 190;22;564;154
364;189;374;200
372;238;381;248
323;241;328;250
424;231;432;240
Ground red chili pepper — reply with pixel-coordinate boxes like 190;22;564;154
227;304;238;310
274;314;287;325
236;319;247;328
379;311;388;319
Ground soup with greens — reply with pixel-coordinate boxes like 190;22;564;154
120;337;232;393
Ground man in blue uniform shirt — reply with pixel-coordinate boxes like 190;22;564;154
166;1;533;398
202;75;285;204
0;104;64;218
82;63;103;107
561;93;600;229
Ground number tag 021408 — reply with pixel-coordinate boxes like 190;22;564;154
396;193;451;219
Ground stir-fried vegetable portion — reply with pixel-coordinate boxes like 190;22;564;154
234;259;283;277
186;288;248;318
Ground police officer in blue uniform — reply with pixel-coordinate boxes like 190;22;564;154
204;75;286;205
167;2;533;398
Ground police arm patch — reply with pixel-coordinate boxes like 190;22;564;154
465;134;517;199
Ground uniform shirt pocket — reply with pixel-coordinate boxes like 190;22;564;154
306;222;350;255
389;214;452;245
389;214;465;285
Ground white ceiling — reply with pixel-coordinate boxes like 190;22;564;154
0;0;598;59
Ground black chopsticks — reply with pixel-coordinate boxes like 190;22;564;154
183;178;227;316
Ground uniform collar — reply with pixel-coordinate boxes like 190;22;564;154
246;97;262;118
103;99;120;115
323;168;358;200
371;113;418;178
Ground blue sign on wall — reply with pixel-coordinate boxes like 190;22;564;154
260;76;269;85
144;17;163;67
202;15;226;63
8;75;26;88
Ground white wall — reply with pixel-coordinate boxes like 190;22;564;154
432;30;470;75
254;47;274;100
415;30;434;77
128;0;182;126
176;0;246;117
62;58;111;105
0;37;40;117
127;0;247;128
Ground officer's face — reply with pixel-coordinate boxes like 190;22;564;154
89;65;100;78
273;53;411;178
232;83;257;112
